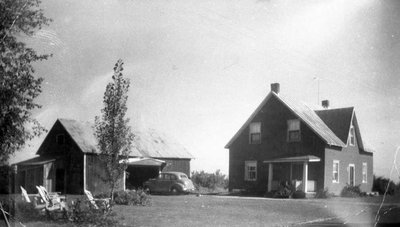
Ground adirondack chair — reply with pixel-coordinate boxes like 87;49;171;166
20;186;31;203
84;189;111;212
36;186;68;219
20;186;47;211
38;186;66;203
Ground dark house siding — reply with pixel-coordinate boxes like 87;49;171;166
229;95;326;193
85;154;124;195
323;119;373;195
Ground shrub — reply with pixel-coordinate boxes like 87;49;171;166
97;189;151;206
315;188;333;199
69;199;118;226
273;182;295;198
372;175;396;195
0;166;13;194
191;170;228;191
341;184;361;197
292;190;306;199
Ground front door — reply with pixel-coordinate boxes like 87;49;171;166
349;164;355;186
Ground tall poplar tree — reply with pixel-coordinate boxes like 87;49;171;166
94;59;134;201
0;0;51;163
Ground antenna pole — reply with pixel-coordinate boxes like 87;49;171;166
317;78;320;105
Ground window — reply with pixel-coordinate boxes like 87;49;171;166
348;164;355;186
349;125;355;146
287;119;301;142
56;134;65;145
332;160;339;183
249;122;261;144
362;163;367;183
245;161;257;181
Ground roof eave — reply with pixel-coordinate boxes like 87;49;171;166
225;92;274;148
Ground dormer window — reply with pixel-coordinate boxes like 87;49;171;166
349;125;355;146
287;119;301;142
249;122;261;144
56;134;65;145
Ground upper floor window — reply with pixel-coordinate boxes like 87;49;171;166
244;161;257;181
362;163;367;183
249;122;261;144
287;119;301;142
56;134;65;145
332;160;339;183
349;125;355;146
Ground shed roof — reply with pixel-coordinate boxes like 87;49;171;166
14;155;57;166
56;119;194;159
225;92;346;148
263;155;321;163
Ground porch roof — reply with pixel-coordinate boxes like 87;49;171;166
263;155;320;163
15;156;57;166
123;157;166;167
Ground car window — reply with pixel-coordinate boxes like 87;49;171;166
180;174;188;179
170;174;177;180
164;174;171;180
158;174;164;179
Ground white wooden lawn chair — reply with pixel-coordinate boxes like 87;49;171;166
36;186;68;219
20;186;47;212
20;186;31;203
84;189;111;212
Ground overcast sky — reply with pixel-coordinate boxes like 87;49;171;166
10;0;400;180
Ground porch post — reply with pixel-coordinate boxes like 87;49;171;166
268;163;273;192
83;154;86;191
302;162;308;192
123;170;126;191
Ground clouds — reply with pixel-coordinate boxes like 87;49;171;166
12;0;400;178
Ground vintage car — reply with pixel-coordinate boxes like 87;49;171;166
143;171;195;194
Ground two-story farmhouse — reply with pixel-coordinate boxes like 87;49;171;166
14;119;194;195
225;83;373;195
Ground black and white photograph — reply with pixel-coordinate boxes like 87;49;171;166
1;0;400;226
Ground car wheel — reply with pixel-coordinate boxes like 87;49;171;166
170;187;179;195
144;186;151;194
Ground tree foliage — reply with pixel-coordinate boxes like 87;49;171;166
0;0;51;163
191;169;229;190
94;59;134;201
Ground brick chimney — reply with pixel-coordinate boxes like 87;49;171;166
271;83;280;94
322;100;329;109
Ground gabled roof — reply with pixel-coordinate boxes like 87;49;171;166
39;119;194;159
315;107;354;144
225;92;346;148
58;118;98;154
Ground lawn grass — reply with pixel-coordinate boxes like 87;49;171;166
111;195;400;226
3;194;400;226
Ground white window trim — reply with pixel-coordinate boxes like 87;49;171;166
249;122;262;144
362;162;367;183
287;119;301;142
332;160;340;183
244;161;257;181
348;164;355;186
349;125;355;146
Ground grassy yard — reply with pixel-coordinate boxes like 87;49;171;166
112;195;400;226
3;194;400;226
